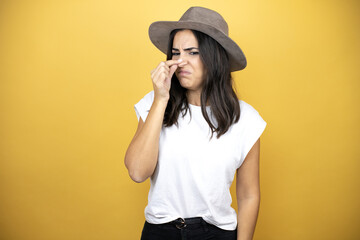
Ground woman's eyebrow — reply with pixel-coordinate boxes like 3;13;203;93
172;47;199;51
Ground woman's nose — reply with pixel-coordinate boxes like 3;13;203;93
172;52;189;62
179;53;190;62
178;60;187;67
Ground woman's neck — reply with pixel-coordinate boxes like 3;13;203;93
186;90;209;106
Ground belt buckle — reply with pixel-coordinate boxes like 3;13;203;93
175;218;187;229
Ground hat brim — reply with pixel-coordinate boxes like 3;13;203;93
149;21;247;72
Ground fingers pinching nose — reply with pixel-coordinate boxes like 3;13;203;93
176;58;188;67
166;64;178;81
178;61;187;67
169;65;178;75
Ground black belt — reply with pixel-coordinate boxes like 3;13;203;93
170;217;204;229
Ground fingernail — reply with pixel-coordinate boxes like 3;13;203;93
178;59;183;62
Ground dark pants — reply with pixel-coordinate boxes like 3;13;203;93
140;217;237;240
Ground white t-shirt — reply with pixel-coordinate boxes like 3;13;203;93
134;91;267;230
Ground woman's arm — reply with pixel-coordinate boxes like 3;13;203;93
236;138;261;240
124;59;185;183
124;99;167;183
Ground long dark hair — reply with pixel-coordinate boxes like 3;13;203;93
163;29;241;138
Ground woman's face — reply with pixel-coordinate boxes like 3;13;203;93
172;29;205;93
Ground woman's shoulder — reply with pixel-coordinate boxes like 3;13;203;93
134;91;155;122
136;90;154;106
237;99;266;126
141;90;155;103
239;99;261;116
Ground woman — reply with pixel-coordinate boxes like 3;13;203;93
125;7;267;240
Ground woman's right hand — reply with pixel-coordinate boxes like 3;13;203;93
125;58;186;183
150;59;186;103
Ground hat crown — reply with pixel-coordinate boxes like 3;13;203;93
179;7;229;36
148;6;246;71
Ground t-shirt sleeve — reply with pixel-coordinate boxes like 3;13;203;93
134;91;154;122
236;101;267;168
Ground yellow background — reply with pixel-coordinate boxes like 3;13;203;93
0;0;359;239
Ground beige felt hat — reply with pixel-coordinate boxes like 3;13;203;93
148;6;247;72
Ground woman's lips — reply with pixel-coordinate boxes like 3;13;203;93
178;70;191;76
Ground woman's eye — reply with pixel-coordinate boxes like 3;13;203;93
172;52;180;56
190;52;199;55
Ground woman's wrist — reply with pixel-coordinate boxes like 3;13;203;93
153;96;169;109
